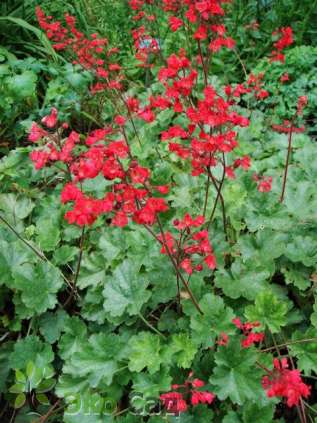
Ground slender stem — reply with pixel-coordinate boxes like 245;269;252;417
209;171;228;239
0;214;46;260
63;226;85;307
206;157;226;233
36;400;61;423
203;167;211;217
280;116;296;203
138;312;166;338
197;40;208;86
144;219;203;315
260;337;317;353
0;214;74;291
255;360;272;374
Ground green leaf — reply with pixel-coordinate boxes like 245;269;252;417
103;260;151;317
39;310;69;344
129;332;163;375
7;71;37;98
311;298;317;328
281;264;312;291
0;342;13;392
163;333;197;368
58;317;87;360
12;262;63;315
36;218;60;252
36;393;50;405
53;245;78;266
37;378;56;393
285;235;317;267
0;193;34;223
215;259;271;300
16;369;27;383
9;336;53;370
189;294;235;348
98;227;126;265
9;383;25;394
289;329;317;374
243;402;275;422
55;374;90;398
14;393;26;409
223;411;242;423
62;333;126;388
245;291;288;333
132;367;172;398
210;341;264;405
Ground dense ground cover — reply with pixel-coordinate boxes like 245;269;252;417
0;1;317;422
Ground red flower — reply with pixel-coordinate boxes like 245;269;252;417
28;123;48;142
180;258;193;275
217;332;229;346
191;390;215;406
61;183;83;203
41;107;58;128
233;318;264;348
160;392;188;414
169;16;183;32
257;176;272;193
262;359;311;407
280;72;289;83
114;115;126;126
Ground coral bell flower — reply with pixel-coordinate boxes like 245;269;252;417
41;107;58;128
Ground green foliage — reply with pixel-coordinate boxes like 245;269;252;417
0;1;317;422
245;291;288;333
210;341;265;405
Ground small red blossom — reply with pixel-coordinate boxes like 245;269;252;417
262;359;311;407
217;332;229;346
233;318;264;348
169;16;183;31
160;392;187;414
41;107;58;128
280;72;289;83
161;373;215;415
28;123;48;142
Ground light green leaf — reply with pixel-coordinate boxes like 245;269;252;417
62;334;125;387
245;291;287;333
189;294;235;348
12;262;63;314
36;218;60;252
9;336;54;370
163;333;197;368
39;310;69;344
103;260;151;317
14;393;26;409
132;367;172;398
0;193;34;223
58;317;87;360
215;259;271;300
129;332;163;374
289;329;317;374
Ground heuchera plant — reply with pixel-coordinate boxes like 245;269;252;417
25;1;311;420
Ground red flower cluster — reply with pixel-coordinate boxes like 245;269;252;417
36;7;124;93
158;213;217;275
232;318;264;348
28;108;169;227
270;27;293;63
160;373;215;415
262;358;311;407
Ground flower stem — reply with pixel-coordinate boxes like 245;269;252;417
280;117;296;203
